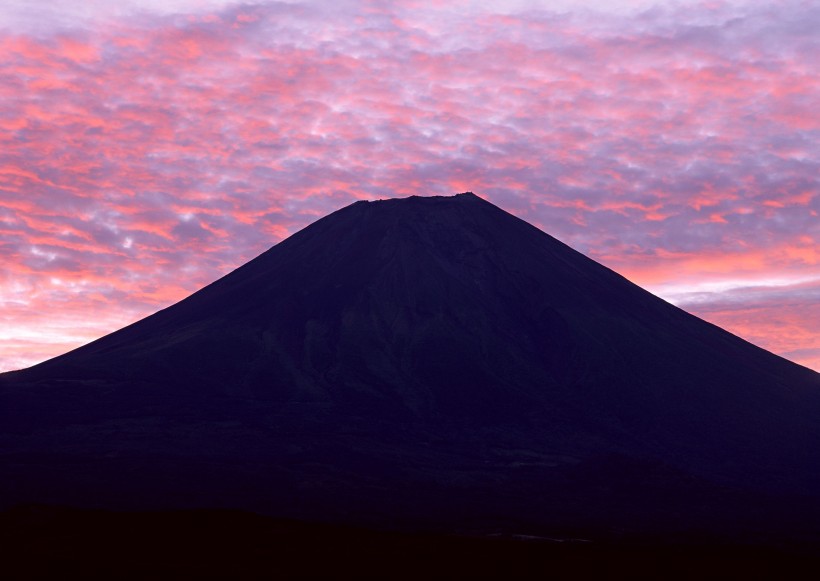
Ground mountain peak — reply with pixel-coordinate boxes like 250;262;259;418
357;191;481;208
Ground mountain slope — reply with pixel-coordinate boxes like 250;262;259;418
2;192;819;538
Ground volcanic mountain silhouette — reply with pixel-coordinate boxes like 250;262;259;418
2;193;820;539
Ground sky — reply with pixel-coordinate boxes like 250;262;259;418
0;0;818;372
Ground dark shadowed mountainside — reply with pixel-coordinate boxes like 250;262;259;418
2;192;820;544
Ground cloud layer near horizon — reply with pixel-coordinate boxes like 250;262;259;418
1;0;818;371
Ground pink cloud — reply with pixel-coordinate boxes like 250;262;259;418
671;278;820;372
0;0;817;371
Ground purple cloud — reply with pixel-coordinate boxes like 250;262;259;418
0;0;817;370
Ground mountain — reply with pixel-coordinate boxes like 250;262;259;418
2;192;819;541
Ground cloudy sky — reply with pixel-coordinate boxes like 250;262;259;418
1;0;818;372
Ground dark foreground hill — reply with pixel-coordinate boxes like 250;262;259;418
5;505;820;580
2;192;820;546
